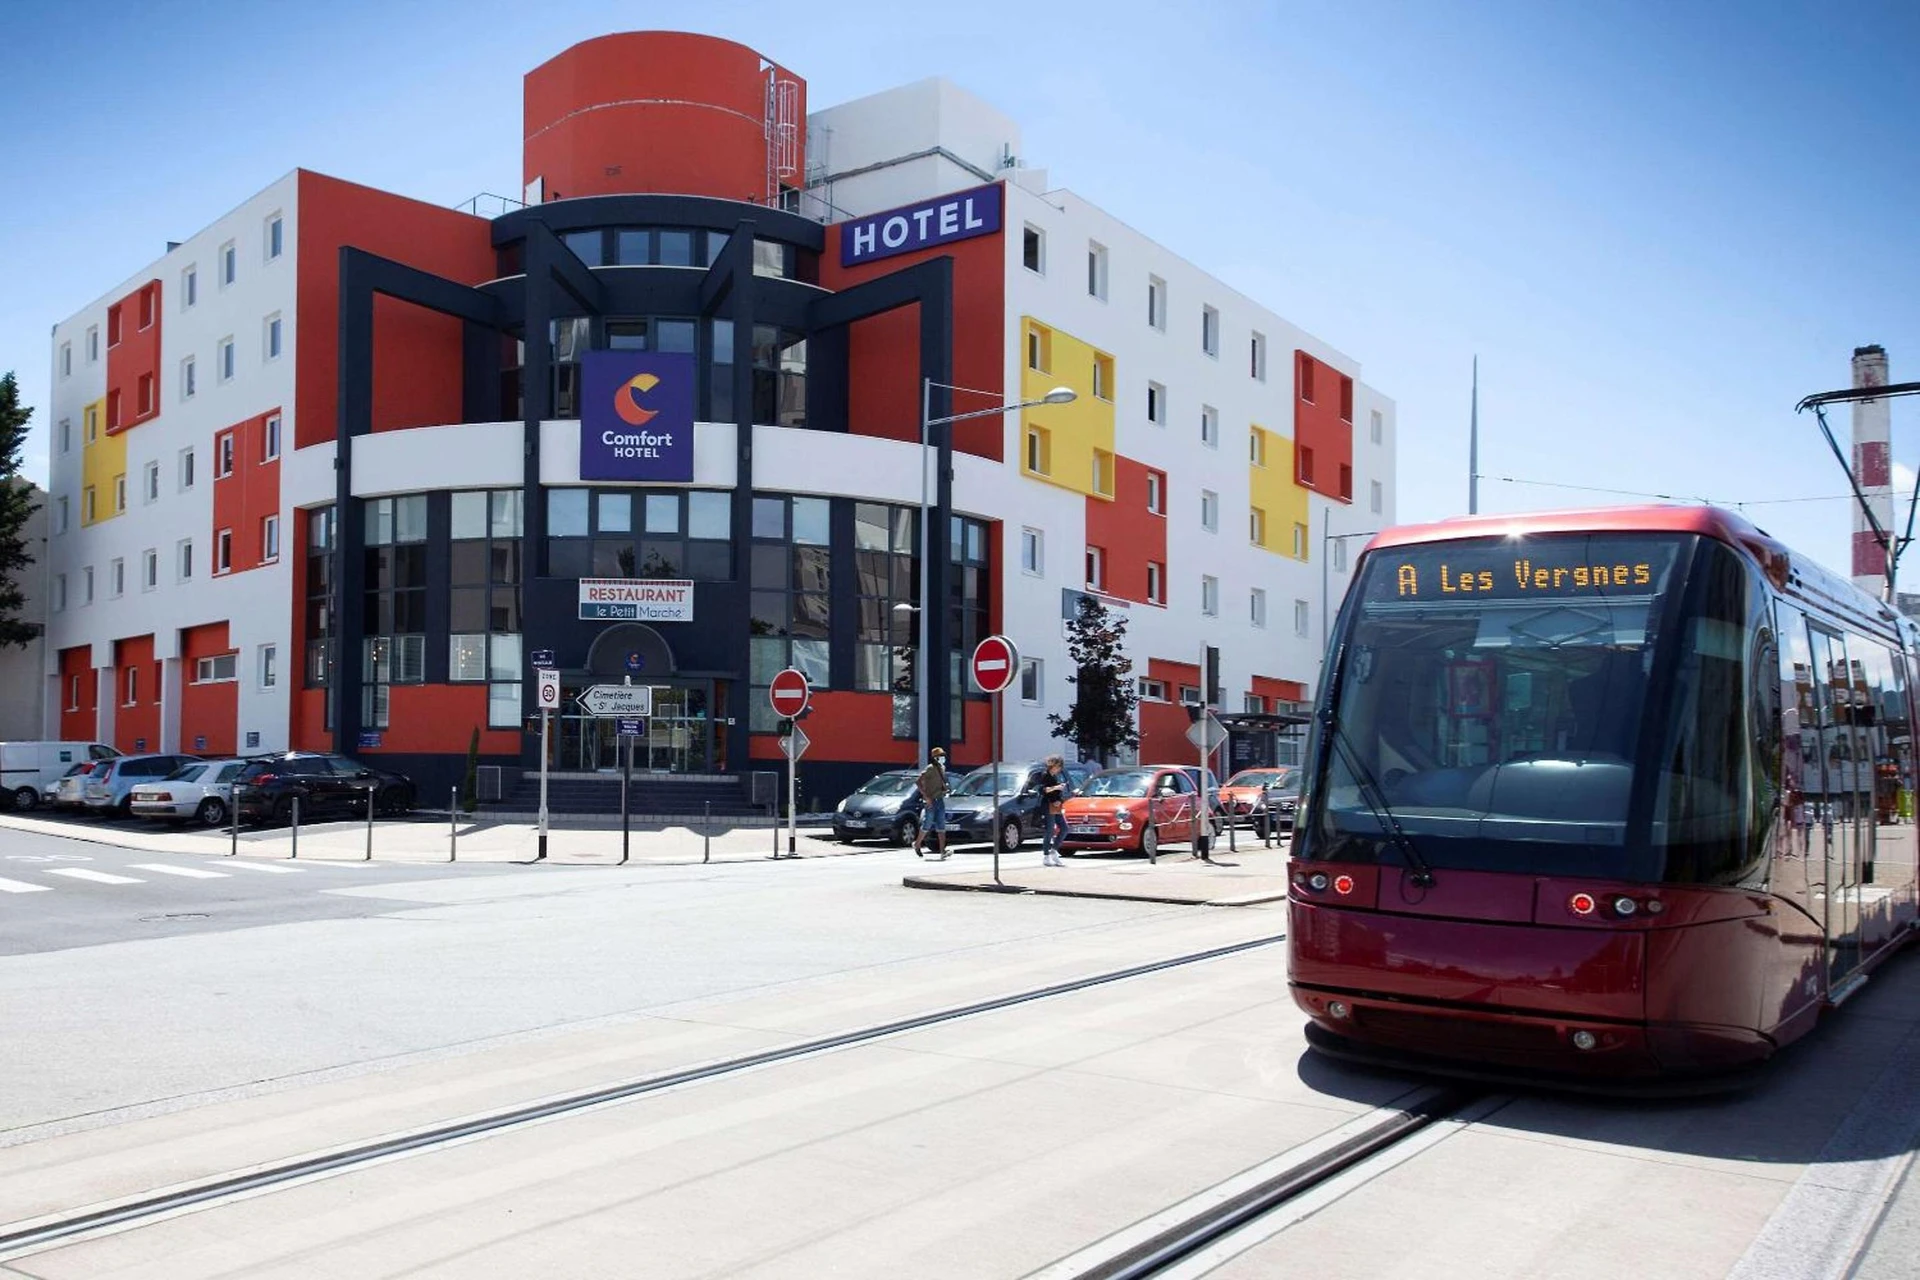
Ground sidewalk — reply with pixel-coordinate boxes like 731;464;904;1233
903;833;1293;906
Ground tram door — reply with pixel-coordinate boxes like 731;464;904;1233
1808;629;1866;982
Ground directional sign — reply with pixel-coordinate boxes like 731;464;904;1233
617;718;646;738
970;634;1019;695
537;668;562;712
1186;711;1229;754
768;668;811;718
580;684;654;717
779;724;810;761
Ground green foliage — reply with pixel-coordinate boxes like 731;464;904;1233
461;725;481;812
1047;594;1141;766
0;373;41;650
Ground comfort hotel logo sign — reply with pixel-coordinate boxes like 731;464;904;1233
840;182;1004;268
580;351;695;482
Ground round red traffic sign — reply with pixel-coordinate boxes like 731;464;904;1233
768;667;811;718
970;635;1020;695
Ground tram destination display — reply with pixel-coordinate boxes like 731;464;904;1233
1365;534;1684;603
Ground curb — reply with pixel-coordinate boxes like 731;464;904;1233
900;874;1271;907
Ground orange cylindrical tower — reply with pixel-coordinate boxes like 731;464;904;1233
522;32;807;204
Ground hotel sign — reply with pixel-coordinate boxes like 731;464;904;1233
579;351;695;483
840;182;1004;267
579;578;694;623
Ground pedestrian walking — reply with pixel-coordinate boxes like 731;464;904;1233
1039;754;1069;866
914;747;951;860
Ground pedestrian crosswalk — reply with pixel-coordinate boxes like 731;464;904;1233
46;868;145;885
0;860;318;896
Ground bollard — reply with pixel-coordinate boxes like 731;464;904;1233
1228;808;1237;854
290;793;300;859
229;783;240;857
704;800;711;864
364;783;376;861
450;786;458;862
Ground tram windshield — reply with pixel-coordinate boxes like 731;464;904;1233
1300;531;1767;883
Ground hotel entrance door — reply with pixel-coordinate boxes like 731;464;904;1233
557;681;712;773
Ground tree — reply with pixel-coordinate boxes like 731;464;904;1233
0;373;40;650
1048;594;1140;766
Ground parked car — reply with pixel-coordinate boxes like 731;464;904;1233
1254;772;1303;839
51;762;102;811
130;759;251;827
1220;768;1295;822
831;770;926;845
0;740;118;811
1058;765;1203;862
943;760;1096;851
234;753;417;825
82;753;204;817
1175;765;1228;835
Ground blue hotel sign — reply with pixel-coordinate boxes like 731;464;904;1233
580;351;696;482
840;182;1004;268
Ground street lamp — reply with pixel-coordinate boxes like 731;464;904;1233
902;377;1077;764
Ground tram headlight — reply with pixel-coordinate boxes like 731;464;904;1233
1307;872;1330;892
1612;896;1638;917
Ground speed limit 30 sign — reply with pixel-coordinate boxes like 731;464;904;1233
537;668;562;711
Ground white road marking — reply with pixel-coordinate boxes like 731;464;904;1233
0;876;54;894
128;864;230;880
212;861;301;873
45;868;144;885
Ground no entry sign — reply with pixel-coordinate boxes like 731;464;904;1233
970;635;1019;695
768;667;811;718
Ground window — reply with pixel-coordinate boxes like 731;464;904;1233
363;495;431;729
85;406;97;443
1148;276;1167;330
1201;575;1219;617
1139;677;1167;701
1201;405;1218;448
86;326;99;362
449;489;525;728
1180;684;1202;707
1020;657;1042;704
216;432;234;477
142;549;158;590
1021;527;1043;576
179;448;195;491
1146;470;1164;515
262;514;281;562
749;494;838;733
1202;305;1220;357
1300;355;1316;403
1146;561;1163;604
181;356;196;400
59;418;70;453
110;558;124;598
1026;323;1051;373
1147;381;1165;426
265;213;284;260
1293;522;1308;558
1250;506;1266;545
1370;409;1384;445
1251;332;1267;381
139;284;156;330
218;337;235;382
1294;599;1310;637
1091;449;1113;497
848;500;922;738
1092;353;1113;401
1200;489;1219;533
220;240;236;286
264;413;281;461
1339;376;1354;423
52;574;66;612
82;487;96;524
113;474;126;513
1340;464;1354;502
260;645;278;689
1371;479;1384;514
1025;426;1051;476
1298;445;1315;485
54;495;68;534
1250;428;1267;467
1087;242;1108;300
304;507;335;689
60;343;71;378
195;653;238;683
264;313;283;361
1333;539;1348;572
178;538;193;581
107;389;122;431
182;265;197;309
1251;588;1268;628
1085;545;1105;590
1022;224;1045;273
215;529;233;574
83;566;94;604
545;487;729;582
124;666;137;705
137;372;154;416
108;305;122;347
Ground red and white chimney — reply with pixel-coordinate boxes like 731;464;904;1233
1850;344;1892;596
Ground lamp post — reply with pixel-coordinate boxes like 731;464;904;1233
899;378;1076;764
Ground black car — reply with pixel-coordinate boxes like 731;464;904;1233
1255;774;1303;839
831;770;926;845
234;753;416;825
943;760;1095;851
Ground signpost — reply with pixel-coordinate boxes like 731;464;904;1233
580;684;654;718
535;668;561;862
1186;709;1228;861
617;716;645;865
769;669;810;859
971;635;1020;888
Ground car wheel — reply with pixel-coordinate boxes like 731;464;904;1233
999;818;1023;853
116;795;135;819
272;795;294;826
378;786;413;816
196;796;228;827
894;816;919;848
1141;824;1159;863
13;786;38;811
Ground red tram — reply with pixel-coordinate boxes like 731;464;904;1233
1288;506;1920;1083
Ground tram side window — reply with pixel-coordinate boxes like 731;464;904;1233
1652;542;1758;884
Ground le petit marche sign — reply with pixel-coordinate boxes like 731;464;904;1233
579;579;694;622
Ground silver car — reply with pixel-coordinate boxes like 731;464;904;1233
130;759;249;826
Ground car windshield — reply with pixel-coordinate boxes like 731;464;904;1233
1081;770;1154;798
951;768;1025;796
855;774;916;797
1227;770;1285;789
166;764;207;782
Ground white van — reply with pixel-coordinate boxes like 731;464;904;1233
1;741;119;811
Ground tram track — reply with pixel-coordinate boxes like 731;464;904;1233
0;930;1289;1264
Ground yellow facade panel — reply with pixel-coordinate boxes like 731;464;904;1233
1018;317;1116;499
81;398;124;526
1249;424;1308;559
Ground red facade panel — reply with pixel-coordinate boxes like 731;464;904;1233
358;685;520;757
523;34;805;203
112;635;160;754
294;172;495;451
181;623;238;757
1084;456;1167;607
745;693;993;770
1249;675;1306;709
59;646;96;742
211;409;284;576
105;280;162;436
1293;351;1353;505
818;215;1007;463
1140;658;1200;766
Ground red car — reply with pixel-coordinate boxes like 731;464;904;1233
1058;766;1203;862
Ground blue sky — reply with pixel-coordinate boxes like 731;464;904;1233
4;0;1916;580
